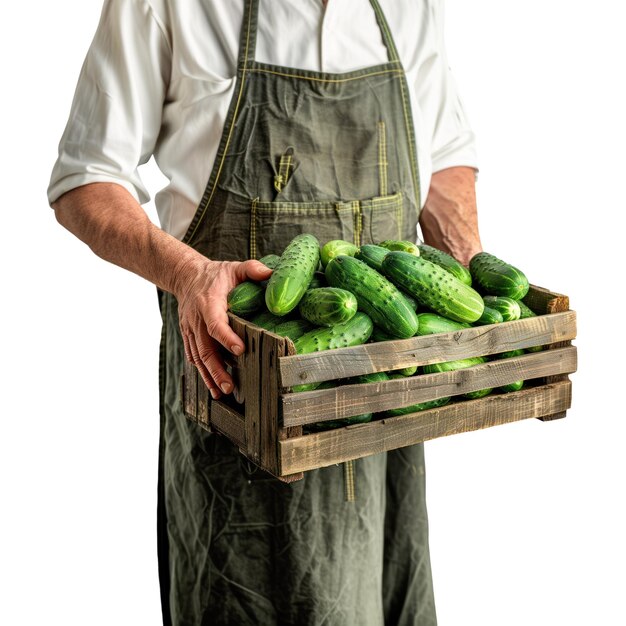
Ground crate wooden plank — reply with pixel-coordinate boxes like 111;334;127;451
280;380;572;474
182;364;197;421
211;401;246;449
523;284;569;315
278;310;576;388
282;346;577;426
197;379;210;430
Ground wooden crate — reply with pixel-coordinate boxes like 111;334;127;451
182;285;577;481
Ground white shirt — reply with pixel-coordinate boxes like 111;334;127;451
48;0;478;241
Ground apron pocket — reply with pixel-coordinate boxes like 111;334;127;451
250;199;357;258
360;192;404;245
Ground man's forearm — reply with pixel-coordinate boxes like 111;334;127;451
419;166;482;266
52;182;205;296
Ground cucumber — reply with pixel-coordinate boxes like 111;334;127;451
347;371;390;385
265;234;320;315
499;349;525;359
320;240;359;267
382;251;484;323
469;252;530;300
355;244;390;272
248;310;285;330
418;244;472;286
378;239;420;255
226;254;281;315
400;291;419;312
370;326;395;342
392;365;418;376
463;388;492;399
518;300;537;319
325;255;419;339
474;306;504;325
299;287;358;327
380;396;450;417
482;296;521;321
293;312;374;354
423;356;486;374
416;312;471;336
271;319;314;341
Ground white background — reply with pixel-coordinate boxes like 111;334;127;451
1;1;624;625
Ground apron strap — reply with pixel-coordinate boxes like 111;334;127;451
238;0;401;68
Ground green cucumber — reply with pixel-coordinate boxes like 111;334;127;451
226;254;281;315
463;388;492;399
271;319;314;341
248;310;285;330
416;312;471;335
293;312;374;355
320;240;359;267
325;255;419;339
370;326;395;342
469;252;530;300
518;300;537;319
400;291;419;312
382;251;484;323
299;287;358;327
393;365;418;377
423;356;486;374
482;296;521;321
378;240;420;255
418;244;472;286
499;380;524;393
474;306;504;325
355;244;390;272
380;396;451;417
266;234;320;315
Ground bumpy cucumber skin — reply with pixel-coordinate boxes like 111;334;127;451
381;396;450;417
299;287;358;327
370;326;395;342
355;244;390;272
416;312;471;335
265;234;320;315
227;254;281;315
482;296;521;321
474;306;504;325
227;282;264;315
378;240;420;256
463;388;492;399
293;312;374;354
518;300;537;319
325;256;419;339
320;240;359;267
394;366;418;376
418;244;472;286
469;252;530;300
248;310;285;330
382;252;484;324
271;319;314;341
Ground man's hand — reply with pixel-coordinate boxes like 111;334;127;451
419;166;482;266
174;259;272;399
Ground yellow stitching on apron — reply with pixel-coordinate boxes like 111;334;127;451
344;460;356;502
398;75;421;216
274;152;293;193
378;121;388;197
248;67;404;83
250;197;258;259
185;3;255;245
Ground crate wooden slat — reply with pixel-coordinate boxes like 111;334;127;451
281;346;577;426
181;283;576;480
279;380;572;474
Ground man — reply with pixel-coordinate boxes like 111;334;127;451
49;1;482;624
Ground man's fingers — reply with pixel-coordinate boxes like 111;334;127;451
234;259;273;283
195;328;234;395
188;334;221;400
205;305;245;356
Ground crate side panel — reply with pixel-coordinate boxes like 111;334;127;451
278;311;576;387
280;381;572;474
282;346;577;426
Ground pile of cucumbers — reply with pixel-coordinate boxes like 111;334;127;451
227;235;537;429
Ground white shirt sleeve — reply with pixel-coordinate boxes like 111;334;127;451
415;0;478;174
47;0;171;206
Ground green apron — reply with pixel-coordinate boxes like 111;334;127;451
158;1;436;623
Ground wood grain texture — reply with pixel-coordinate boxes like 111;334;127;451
211;401;246;448
278;311;576;387
182;364;197;421
524;284;569;315
282;346;577;426
197;378;210;430
280;381;572;474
